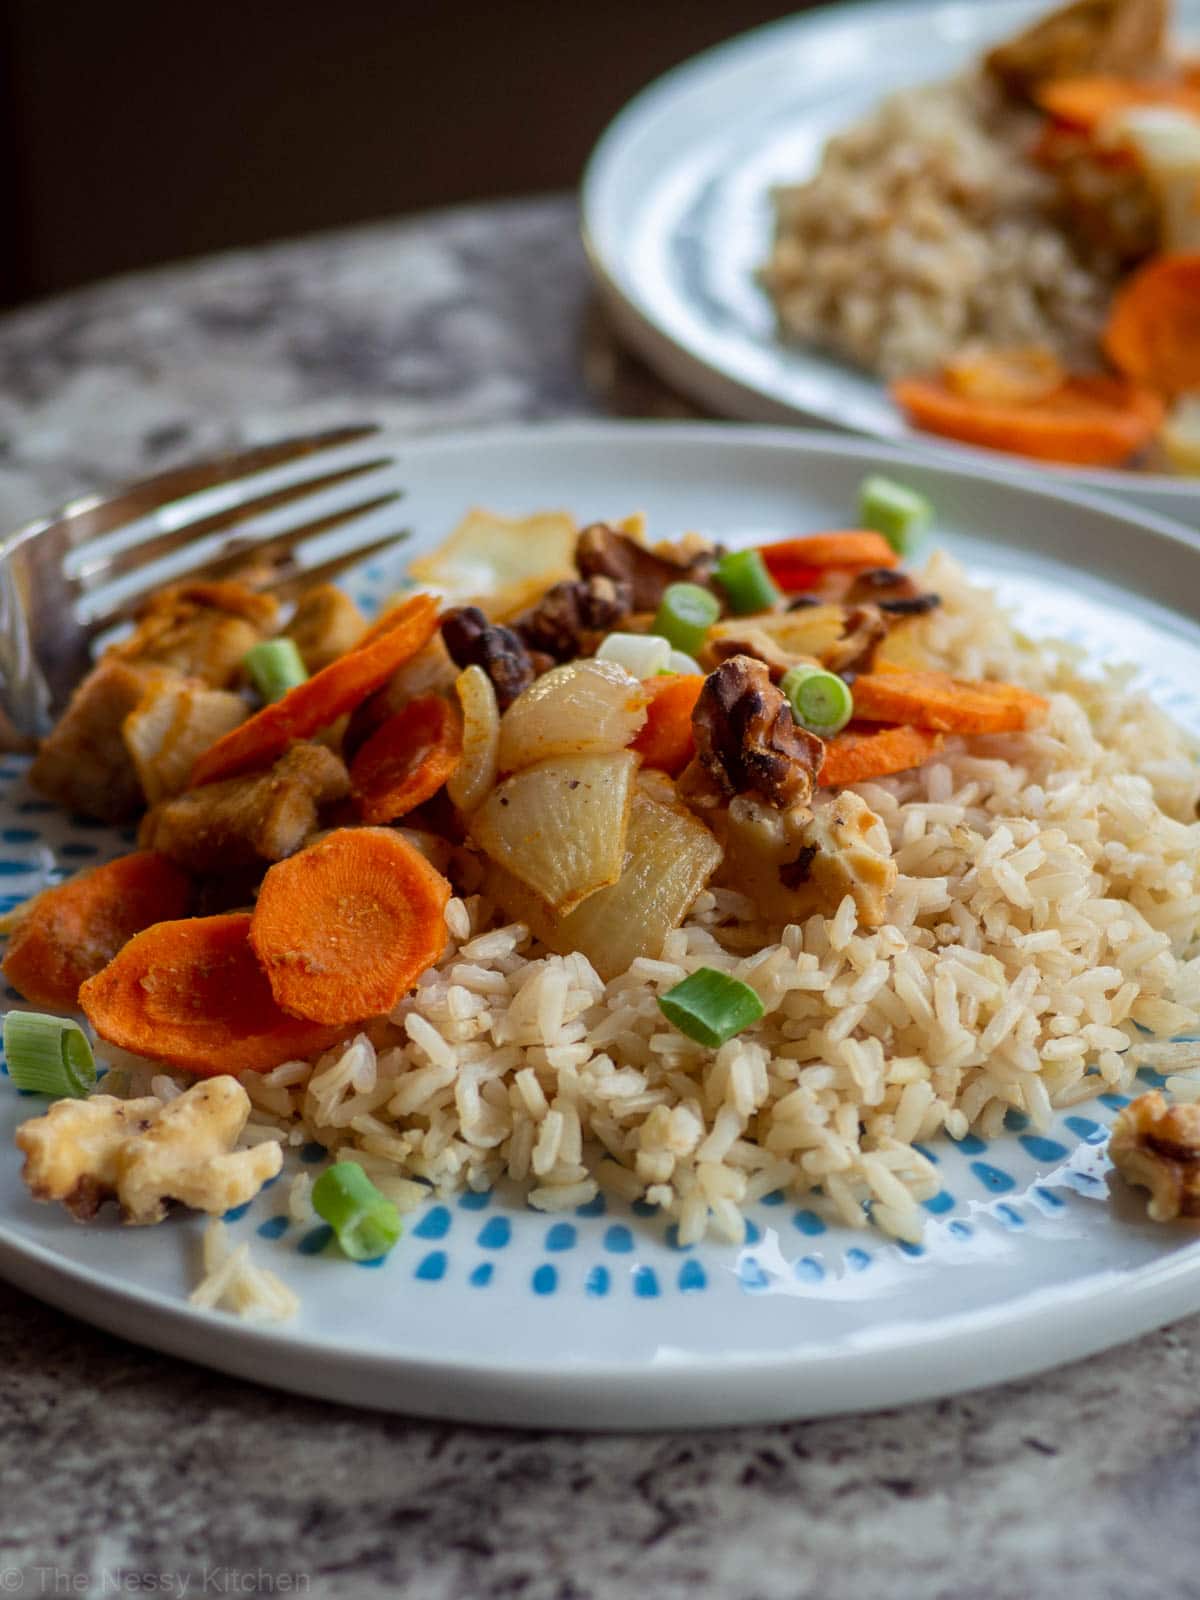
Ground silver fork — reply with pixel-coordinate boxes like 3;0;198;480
0;423;409;737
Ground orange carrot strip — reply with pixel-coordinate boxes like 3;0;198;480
760;532;899;575
1104;253;1200;399
2;851;192;1012
632;674;706;775
189;592;439;786
78;912;345;1075
249;828;451;1026
891;372;1163;467
818;724;944;787
850;671;1049;735
1035;75;1200;133
350;694;462;824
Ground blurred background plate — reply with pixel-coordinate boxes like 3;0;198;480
582;0;1200;525
3;421;1200;1429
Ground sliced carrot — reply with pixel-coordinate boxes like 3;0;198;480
1104;253;1200;398
78;912;345;1075
818;724;944;787
632;674;706;775
350;694;462;825
190;593;440;786
891;371;1164;466
2;851;192;1012
1035;75;1200;134
760;532;899;584
850;670;1049;735
249;828;451;1026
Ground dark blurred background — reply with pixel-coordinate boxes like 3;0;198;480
0;0;820;311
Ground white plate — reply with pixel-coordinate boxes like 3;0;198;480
582;0;1200;526
3;421;1200;1430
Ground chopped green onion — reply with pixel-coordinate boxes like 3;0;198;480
664;648;703;675
858;474;933;556
596;631;671;679
243;638;308;703
312;1161;403;1262
3;1011;96;1098
714;548;780;615
781;666;854;735
657;967;765;1048
653;582;721;655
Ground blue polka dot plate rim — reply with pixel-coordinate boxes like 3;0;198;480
3;421;1200;1431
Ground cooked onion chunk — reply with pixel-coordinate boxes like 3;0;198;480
469;750;638;915
497;659;648;772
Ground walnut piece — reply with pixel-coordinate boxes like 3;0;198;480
1109;1090;1200;1223
575;522;715;612
15;1077;282;1226
440;605;535;709
688;655;824;810
512;576;633;663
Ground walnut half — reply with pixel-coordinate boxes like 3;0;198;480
15;1076;282;1226
1109;1091;1200;1223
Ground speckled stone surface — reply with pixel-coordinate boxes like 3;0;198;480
0;195;1197;1600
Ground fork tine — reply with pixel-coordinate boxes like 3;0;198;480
69;456;397;587
260;532;411;605
8;423;381;561
80;492;406;627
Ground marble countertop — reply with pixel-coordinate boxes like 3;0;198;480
0;195;1196;1600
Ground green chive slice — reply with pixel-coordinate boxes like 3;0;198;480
657;968;765;1049
312;1160;403;1262
653;582;721;656
781;665;854;736
3;1011;96;1098
858;475;933;556
714;549;780;616
243;638;309;704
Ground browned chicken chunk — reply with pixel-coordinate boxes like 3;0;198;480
139;742;349;871
110;580;279;687
1110;1090;1200;1222
687;656;824;811
575;523;716;612
284;583;367;674
30;658;156;822
985;0;1167;98
122;676;248;804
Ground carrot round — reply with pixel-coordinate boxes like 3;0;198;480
250;828;451;1026
850;670;1048;735
1104;253;1200;399
891;372;1164;466
818;724;944;787
760;531;899;585
190;593;440;787
2;851;192;1012
632;674;706;775
79;912;345;1075
350;694;462;825
1035;75;1200;133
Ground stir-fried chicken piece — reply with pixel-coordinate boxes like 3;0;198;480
284;584;367;674
15;1077;282;1225
686;656;824;810
441;605;536;709
512;575;633;663
1110;1090;1200;1222
985;0;1167;99
122;676;248;804
110;580;279;688
140;742;349;871
30;659;156;822
713;790;896;929
575;523;716;612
